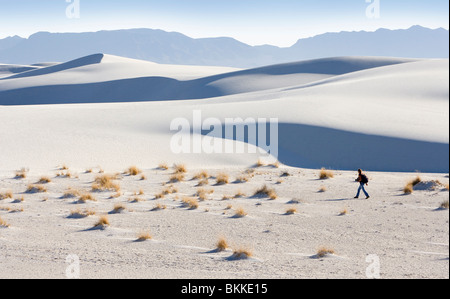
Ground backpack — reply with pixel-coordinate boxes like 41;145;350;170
361;174;369;184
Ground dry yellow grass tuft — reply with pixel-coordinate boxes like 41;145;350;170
37;176;52;184
169;173;185;183
232;248;253;259
181;197;199;210
0;191;13;200
339;209;348;216
255;159;265;167
125;166;142;176
136;231;152;242
0;216;10;228
440;200;449;210
78;193;97;203
62;187;80;199
69;209;96;218
216;237;229;252
404;176;422;194
234;207;248;218
192;171;209;180
254;185;277;200
173;164;187;174
26;184;47;194
319;168;334;180
285;208;297;215
196;188;214;201
234;190;246;199
316;247;335;258
151;203;167;211
318;186;327;193
112;204;126;214
158;163;169;170
216;173;230;185
93;216;110;229
92;174;121;192
14;168;28;179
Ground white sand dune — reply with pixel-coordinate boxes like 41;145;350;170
0;54;447;173
0;54;448;279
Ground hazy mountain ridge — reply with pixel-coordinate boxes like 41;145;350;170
0;26;448;68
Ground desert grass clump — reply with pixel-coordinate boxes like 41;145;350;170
136;231;152;242
92;174;121;192
69;209;96;218
316;247;335;258
339;209;348;216
0;216;10;228
234;175;250;184
253;185;277;200
440;200;449;210
62;188;81;198
285;208;298;215
318;186;327;193
158;163;169;170
93;216;110;229
12;196;24;203
173;163;187;174
78;193;96;203
37;176;52;184
151;203;167;211
169;173;185;183
319;168;334;180
192;171;210;181
196;188;214;201
255;159;265;167
216;237;229;252
14;168;28;179
231;248;253;259
181;197;199;210
111;204;127;214
0;191;13;200
125;166;142;176
403;176;422;194
234;190;246;199
26;184;47;194
216;173;230;185
234;207;248;218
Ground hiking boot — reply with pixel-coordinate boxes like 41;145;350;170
366;196;370;199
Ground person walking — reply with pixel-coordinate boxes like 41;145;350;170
355;169;370;199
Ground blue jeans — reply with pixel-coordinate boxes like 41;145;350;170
356;183;369;198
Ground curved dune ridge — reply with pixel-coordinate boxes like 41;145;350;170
0;54;448;172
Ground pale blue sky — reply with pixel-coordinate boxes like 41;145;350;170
0;0;448;46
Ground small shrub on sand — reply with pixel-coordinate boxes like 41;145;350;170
216;173;230;185
173;164;187;174
0;191;13;200
92;174;121;192
193;171;209;180
254;185;277;200
196;178;209;186
125;166;142;176
12;197;24;203
316;247;335;258
285;208;297;215
0;217;10;228
216;237;229;252
440;200;449;210
151;203;167;211
231;248;253;259
69;209;96;218
136;231;153;242
181;197;199;210
255;159;265;167
318;186;327;193
78;193;96;203
234;207;248;218
339;209;348;216
15;168;28;179
111;204;126;214
93;216;110;229
196;188;214;201
403;176;423;194
234;175;250;184
26;185;47;194
158;163;169;170
319;168;334;180
37;176;52;184
169;173;185;183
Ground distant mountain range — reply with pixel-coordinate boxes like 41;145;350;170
0;25;448;68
